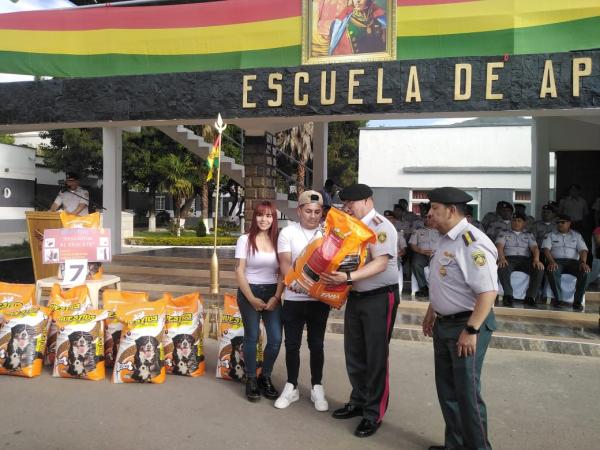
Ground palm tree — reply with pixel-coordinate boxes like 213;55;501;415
276;122;314;194
156;153;195;236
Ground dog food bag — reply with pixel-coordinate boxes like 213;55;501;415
284;208;376;309
216;293;263;381
59;211;104;280
45;284;92;366
52;309;107;381
113;299;167;384
103;290;149;368
0;305;50;378
163;292;205;377
0;283;36;312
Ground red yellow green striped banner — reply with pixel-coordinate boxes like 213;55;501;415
0;0;599;77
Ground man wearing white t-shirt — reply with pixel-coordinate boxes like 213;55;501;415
49;172;89;216
275;190;330;412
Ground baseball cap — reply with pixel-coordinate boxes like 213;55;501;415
298;190;323;207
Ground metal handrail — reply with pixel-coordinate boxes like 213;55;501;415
271;144;314;176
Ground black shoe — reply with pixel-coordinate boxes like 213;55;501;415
502;295;514;307
572;303;584;312
245;377;261;402
415;288;429;298
332;403;363;419
354;419;380;438
551;300;565;309
258;375;279;400
524;297;538;309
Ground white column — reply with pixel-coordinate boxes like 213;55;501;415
312;122;328;189
102;128;123;255
531;118;550;215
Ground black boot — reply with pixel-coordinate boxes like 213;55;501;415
572;302;584;312
258;375;279;400
246;377;261;402
502;295;514;307
524;297;538;309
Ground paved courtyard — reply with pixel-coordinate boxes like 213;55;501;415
1;334;599;450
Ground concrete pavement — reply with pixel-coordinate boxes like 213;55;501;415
1;334;599;450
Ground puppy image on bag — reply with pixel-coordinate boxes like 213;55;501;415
113;299;166;384
53;310;106;381
163;292;205;377
0;305;50;378
228;335;245;381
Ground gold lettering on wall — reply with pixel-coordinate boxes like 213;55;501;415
294;72;309;106
485;62;504;100
348;69;364;105
454;63;472;101
376;68;392;104
321;71;337;105
268;73;283;107
242;74;257;108
405;66;421;102
539;60;557;98
572;57;592;97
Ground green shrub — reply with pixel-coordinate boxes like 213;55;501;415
168;219;185;236
195;219;207;237
0;241;31;259
124;236;237;246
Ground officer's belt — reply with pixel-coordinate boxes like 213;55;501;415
435;311;472;322
350;284;399;298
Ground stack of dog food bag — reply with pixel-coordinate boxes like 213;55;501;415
216;293;264;381
0;283;49;378
285;207;376;309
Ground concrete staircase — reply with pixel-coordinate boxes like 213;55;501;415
104;248;600;358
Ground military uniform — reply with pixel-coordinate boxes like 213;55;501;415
336;184;400;432
485;219;510;243
542;229;589;306
409;226;441;292
529;220;557;250
496;229;544;301
481;211;499;231
428;188;497;450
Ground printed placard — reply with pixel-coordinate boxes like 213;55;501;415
43;228;111;264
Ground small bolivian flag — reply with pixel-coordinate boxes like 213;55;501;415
206;134;221;182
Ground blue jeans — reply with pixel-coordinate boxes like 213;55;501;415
236;284;282;378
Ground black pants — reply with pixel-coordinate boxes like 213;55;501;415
281;300;330;386
497;255;544;298
411;252;430;290
546;258;589;304
344;285;400;423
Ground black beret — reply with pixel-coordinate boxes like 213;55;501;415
497;201;513;210
428;187;473;204
65;172;80;180
512;212;527;221
339;183;373;201
556;214;571;222
541;204;554;211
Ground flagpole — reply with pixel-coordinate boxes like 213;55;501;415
211;114;226;295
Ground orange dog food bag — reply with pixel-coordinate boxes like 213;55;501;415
284;208;376;308
52;309;107;381
113;299;167;384
0;305;50;378
0;282;36;311
163;292;205;377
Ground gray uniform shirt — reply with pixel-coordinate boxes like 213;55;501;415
485;219;510;243
528;220;556;248
429;218;498;315
542;230;588;260
496;230;537;257
353;209;399;292
409;227;441;251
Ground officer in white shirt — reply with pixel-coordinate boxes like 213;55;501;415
422;187;498;450
321;183;399;439
49;172;89;216
542;214;590;311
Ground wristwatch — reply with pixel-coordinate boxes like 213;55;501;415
346;272;353;286
465;325;480;335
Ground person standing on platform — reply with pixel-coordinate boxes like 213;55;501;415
422;187;498;450
49;172;89;216
496;212;544;308
409;216;441;298
529;204;557;250
234;200;283;402
542;214;590;311
558;184;588;232
321;183;399;438
275;191;330;412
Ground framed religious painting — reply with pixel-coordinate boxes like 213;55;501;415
302;0;397;65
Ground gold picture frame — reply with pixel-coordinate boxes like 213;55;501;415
302;0;397;65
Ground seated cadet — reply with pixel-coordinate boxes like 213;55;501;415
409;216;441;297
514;203;535;227
485;201;513;243
529;204;557;250
542;214;590;311
481;201;503;231
392;204;413;241
465;204;483;231
496;212;544;308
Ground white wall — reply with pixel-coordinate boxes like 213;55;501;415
0;144;35;181
359;125;533;190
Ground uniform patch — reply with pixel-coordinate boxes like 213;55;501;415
462;231;476;246
373;216;383;225
377;232;387;243
471;250;487;267
439;267;447;277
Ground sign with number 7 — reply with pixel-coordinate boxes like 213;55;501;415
62;259;88;286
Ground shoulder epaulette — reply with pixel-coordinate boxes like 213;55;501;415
373;215;383;225
462;231;476;246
